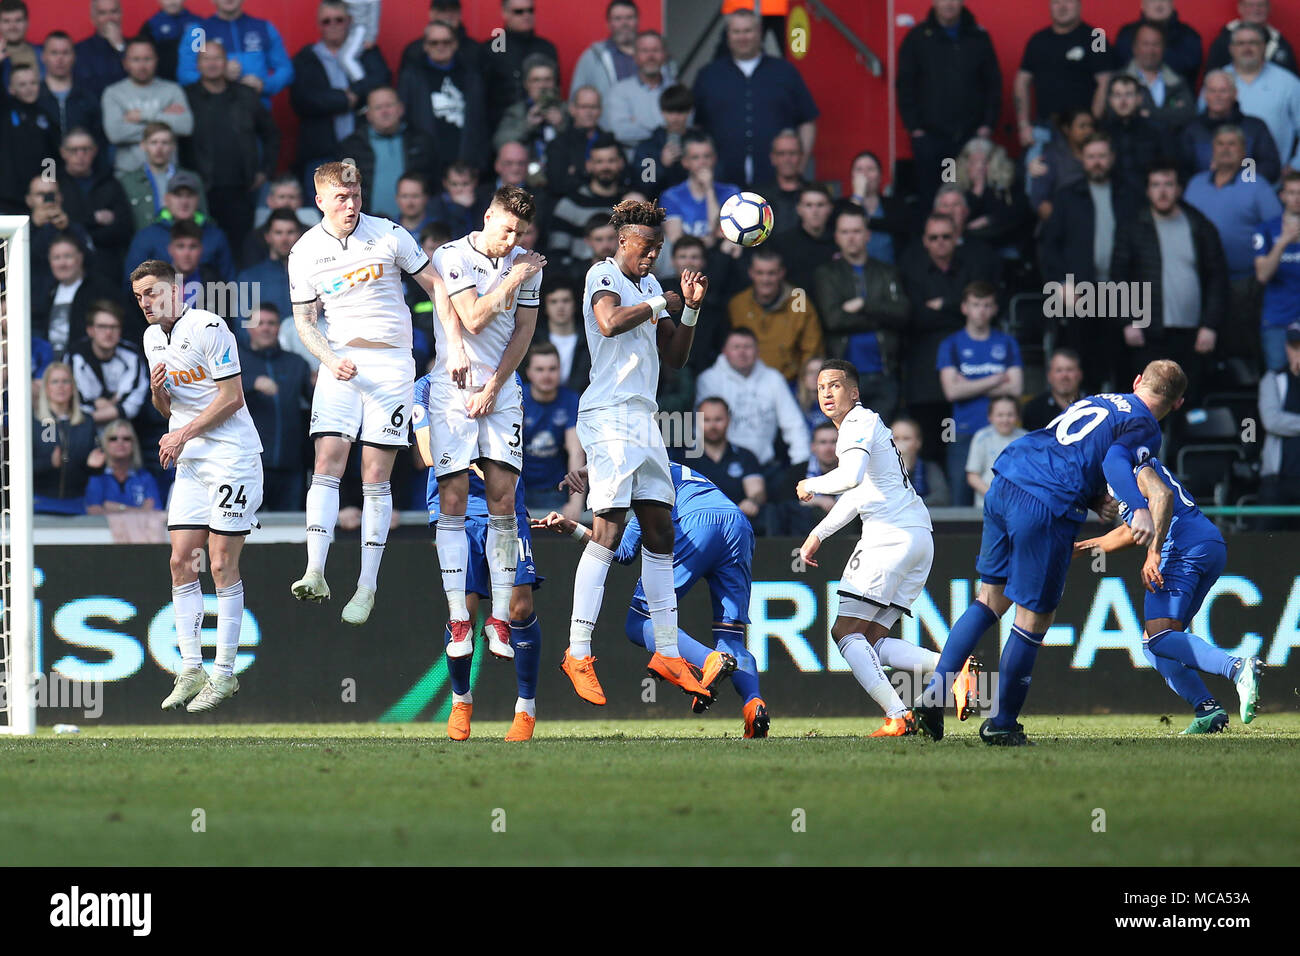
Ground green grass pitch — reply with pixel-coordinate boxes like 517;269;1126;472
3;715;1298;866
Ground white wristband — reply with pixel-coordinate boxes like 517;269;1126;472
645;295;667;316
680;305;699;327
571;523;590;541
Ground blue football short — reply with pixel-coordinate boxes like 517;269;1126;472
630;510;754;625
976;476;1082;614
1144;538;1227;624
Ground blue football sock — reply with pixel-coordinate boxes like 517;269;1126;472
674;627;713;670
444;624;472;696
511;613;542;700
625;609;654;652
715;628;761;703
1146;629;1239;681
1142;643;1214;710
992;626;1043;729
923;600;998;707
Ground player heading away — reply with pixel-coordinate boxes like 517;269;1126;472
916;360;1189;746
795;360;976;737
287;161;448;625
429;186;546;663
563;199;711;705
133;259;265;714
1074;458;1262;733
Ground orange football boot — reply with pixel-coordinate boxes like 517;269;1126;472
505;711;536;741
447;701;472;740
561;650;606;705
647;652;711;697
743;698;770;738
953;656;982;721
869;711;917;737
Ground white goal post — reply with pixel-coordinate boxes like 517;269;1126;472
1;215;35;735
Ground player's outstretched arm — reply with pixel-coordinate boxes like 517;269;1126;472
158;376;245;470
292;300;352;381
450;251;546;334
1073;524;1137;556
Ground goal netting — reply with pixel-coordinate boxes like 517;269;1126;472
1;216;35;735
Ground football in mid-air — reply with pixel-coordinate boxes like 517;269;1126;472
719;192;774;247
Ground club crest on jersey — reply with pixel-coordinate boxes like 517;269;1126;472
179;339;190;351
601;276;611;286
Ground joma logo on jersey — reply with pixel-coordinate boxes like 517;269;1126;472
323;263;385;294
168;366;207;386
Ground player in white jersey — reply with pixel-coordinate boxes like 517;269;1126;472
561;199;712;706
795;360;977;736
286;161;452;626
428;186;546;663
131;259;264;714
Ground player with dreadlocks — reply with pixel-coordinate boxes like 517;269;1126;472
559;199;716;706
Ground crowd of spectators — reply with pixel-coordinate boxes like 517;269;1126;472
7;0;1300;526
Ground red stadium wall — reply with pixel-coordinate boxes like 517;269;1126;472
787;0;1300;194
28;0;663;174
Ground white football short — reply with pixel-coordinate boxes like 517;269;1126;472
428;375;525;477
578;408;675;513
836;523;934;629
310;346;416;447
168;455;264;535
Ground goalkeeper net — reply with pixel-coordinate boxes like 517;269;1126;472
1;217;35;735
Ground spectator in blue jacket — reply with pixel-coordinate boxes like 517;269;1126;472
177;0;293;107
73;0;126;102
122;171;235;283
691;9;817;186
137;0;197;81
84;418;161;513
239;304;312;510
236;208;302;325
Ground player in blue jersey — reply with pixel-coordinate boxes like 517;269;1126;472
1074;458;1263;733
915;359;1188;745
535;462;769;738
414;371;544;742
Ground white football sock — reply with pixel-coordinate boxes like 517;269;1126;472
213;580;243;678
173;580;204;669
486;513;518;621
436;514;469;621
874;637;940;674
838;633;907;718
569;540;614;657
515;696;536;716
640;547;679;656
358;481;391;591
305;474;340;574
452;690;472;705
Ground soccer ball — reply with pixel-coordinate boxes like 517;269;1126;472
719;192;774;247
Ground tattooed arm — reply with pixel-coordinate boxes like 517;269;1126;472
293;299;355;382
